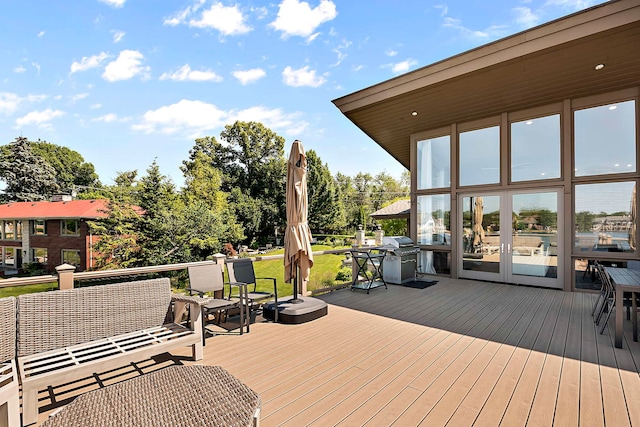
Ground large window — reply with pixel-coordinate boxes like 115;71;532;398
417;194;451;245
32;248;48;264
15;221;22;239
511;114;561;182
574;181;635;253
459;125;500;186
32;220;47;235
3;221;14;240
62;249;81;266
574;100;636;177
417;135;450;189
61;219;80;236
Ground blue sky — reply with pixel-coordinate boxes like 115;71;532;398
0;0;607;187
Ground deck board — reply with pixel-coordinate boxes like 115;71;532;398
35;277;640;426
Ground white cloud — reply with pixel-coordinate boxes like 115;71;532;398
112;30;125;43
37;30;45;37
90;103;103;109
163;0;206;26
232;68;266;85
443;17;508;41
133;99;227;135
70;52;110;74
14;66;26;73
102;50;150;82
168;2;251;36
282;65;326;87
269;0;337;40
99;0;125;8
385;49;398;57
331;39;351;66
15;109;65;127
352;64;364;72
133;99;307;137
32;62;41;75
513;7;540;28
93;113;118;123
390;59;418;74
159;64;223;82
434;4;448;16
0;92;47;114
228;106;308;136
543;0;599;10
70;93;89;102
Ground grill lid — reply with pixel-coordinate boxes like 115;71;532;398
382;236;415;248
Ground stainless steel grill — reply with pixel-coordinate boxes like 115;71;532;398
382;236;419;284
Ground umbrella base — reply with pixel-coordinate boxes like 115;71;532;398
263;296;328;324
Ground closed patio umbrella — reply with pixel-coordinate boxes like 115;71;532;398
284;140;314;303
630;184;636;250
473;197;485;249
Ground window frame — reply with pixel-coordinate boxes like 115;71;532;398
61;219;80;236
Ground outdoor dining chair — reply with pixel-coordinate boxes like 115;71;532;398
227;259;278;323
187;263;250;344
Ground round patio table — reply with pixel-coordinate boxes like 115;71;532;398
41;365;260;427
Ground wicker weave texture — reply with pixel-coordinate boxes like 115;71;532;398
17;278;171;357
41;365;261;427
0;297;15;362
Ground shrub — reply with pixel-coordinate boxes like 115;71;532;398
335;267;352;282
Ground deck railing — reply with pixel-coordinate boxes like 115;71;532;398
0;247;358;294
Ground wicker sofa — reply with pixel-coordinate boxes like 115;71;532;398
0;296;19;427
15;278;208;426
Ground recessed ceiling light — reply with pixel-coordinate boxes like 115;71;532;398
627;164;633;168
614;163;620;167
609;105;617;110
526;120;533;125
411;111;418;116
540;172;546;176
595;64;605;70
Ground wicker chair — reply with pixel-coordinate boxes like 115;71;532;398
0;296;19;427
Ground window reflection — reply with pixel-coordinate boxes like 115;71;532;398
574;181;635;253
511;114;560;182
417;135;450;189
417;194;450;245
459;126;500;186
574;100;636;177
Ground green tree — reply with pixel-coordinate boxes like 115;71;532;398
216;121;287;242
306;150;345;233
0;136;60;201
29;140;101;192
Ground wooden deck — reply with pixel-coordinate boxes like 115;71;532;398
36;278;640;426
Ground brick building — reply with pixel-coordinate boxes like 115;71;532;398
0;197;113;273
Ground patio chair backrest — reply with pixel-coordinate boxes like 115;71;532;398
188;263;225;294
0;296;15;362
227;260;256;287
17;278;171;357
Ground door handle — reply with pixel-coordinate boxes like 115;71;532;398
501;243;504;254
508;243;511;254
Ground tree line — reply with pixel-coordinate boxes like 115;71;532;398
0;122;408;268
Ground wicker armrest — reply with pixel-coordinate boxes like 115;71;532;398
171;293;214;307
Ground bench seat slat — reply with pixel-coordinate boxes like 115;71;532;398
20;324;195;378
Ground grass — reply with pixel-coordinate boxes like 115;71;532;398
250;248;349;296
0;282;57;298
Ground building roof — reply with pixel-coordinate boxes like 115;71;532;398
332;0;640;169
370;199;411;220
0;199;113;220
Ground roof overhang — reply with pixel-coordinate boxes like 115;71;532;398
332;0;640;169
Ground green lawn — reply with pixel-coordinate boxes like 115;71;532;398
0;282;57;298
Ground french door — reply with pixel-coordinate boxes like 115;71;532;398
458;189;562;289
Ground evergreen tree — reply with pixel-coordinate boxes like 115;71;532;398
0;136;60;201
306;150;345;233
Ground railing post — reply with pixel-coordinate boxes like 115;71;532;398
356;225;365;246
56;263;77;290
351;244;359;284
212;253;226;266
375;226;384;246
